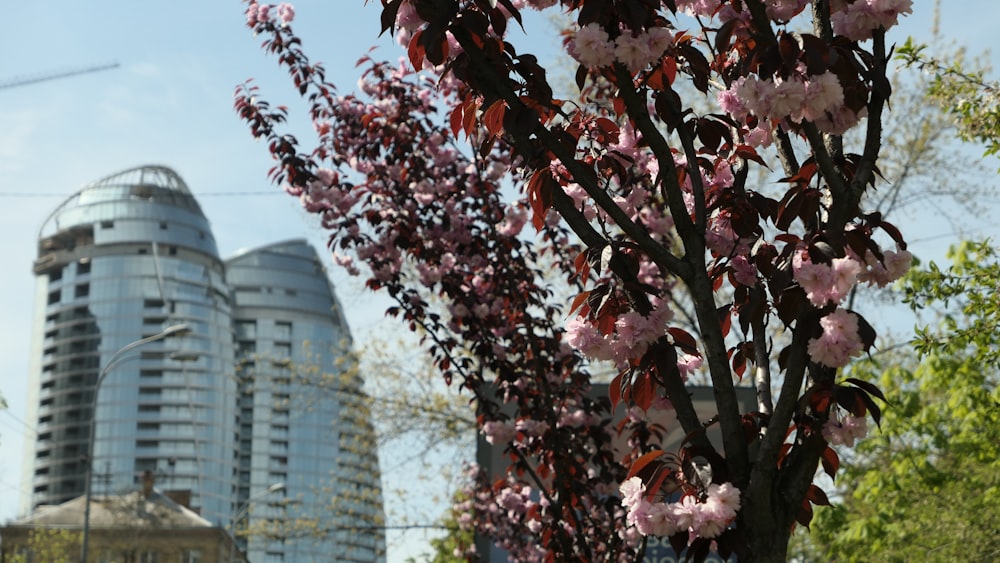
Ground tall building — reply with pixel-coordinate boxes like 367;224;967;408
227;241;384;562
18;165;385;562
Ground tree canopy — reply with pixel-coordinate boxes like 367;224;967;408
235;1;920;561
803;241;1000;562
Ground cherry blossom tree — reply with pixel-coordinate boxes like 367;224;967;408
235;1;915;561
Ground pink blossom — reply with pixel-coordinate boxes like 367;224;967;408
515;418;549;437
764;0;809;22
884;248;913;281
807;309;865;368
614;32;653;73
793;253;860;306
647;502;680;537
677;353;703;380
731;255;757;287
483;420;517;445
745;124;774;148
395;1;424;32
768;77;808;121
855;246;912;287
276;2;295;24
256;3;272;23
333;252;360;276
245;1;260;25
619;476;645;511
823;412;868;447
801;72;846;123
831;0;913;41
670;495;701;532
572;24;616;69
645;27;674;61
706;482;741;515
497;205;528;237
676;0;722;18
717;82;748;120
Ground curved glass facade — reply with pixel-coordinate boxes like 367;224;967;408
23;165;238;525
22;167;385;562
227;240;385;562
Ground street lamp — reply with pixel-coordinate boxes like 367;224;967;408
230;482;286;562
80;323;191;563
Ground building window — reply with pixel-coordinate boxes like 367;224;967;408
138;551;160;563
274;320;292;340
75;283;90;298
182;550;202;563
47;290;60;305
235;320;256;339
100;220;114;229
77;260;91;275
159;221;168;230
237;341;256;356
273;342;291;358
49;267;63;281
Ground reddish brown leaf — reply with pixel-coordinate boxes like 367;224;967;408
626;449;666;479
482;99;507;136
821;446;840;480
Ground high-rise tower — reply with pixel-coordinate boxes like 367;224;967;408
227;240;384;562
19;166;385;562
22;165;238;524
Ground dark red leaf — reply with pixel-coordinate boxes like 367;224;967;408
626;449;665;479
821;446;840;480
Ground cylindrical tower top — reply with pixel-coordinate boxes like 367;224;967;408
38;164;218;259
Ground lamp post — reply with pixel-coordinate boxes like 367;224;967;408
80;323;191;563
230;482;285;563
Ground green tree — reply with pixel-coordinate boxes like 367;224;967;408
803;241;1000;562
5;528;80;563
896;40;1000;165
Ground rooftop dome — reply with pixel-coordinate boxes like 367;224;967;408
40;165;207;237
85;164;193;194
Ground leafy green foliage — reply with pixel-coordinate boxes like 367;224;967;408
6;528;81;563
896;39;1000;164
802;242;1000;562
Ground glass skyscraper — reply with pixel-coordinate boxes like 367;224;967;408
20;166;385;562
227;240;384;562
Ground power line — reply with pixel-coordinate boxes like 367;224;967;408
0;410;37;437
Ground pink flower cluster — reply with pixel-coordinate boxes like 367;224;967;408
509;0;559;9
856;247;913;287
807;309;864;368
675;0;722;18
823;411;868;447
764;0;810;22
245;2;295;25
724;71;862;135
793;253;861;307
791;244;912;305
483;420;517;445
830;0;914;41
565;300;676;368
620;477;741;540
571;24;673;72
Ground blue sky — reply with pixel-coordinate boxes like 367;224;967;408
0;1;997;560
